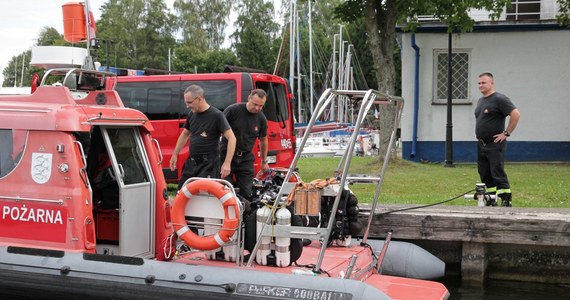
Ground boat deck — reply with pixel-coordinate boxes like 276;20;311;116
174;240;373;278
174;240;450;299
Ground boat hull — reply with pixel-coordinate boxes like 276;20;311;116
0;246;389;300
299;150;336;158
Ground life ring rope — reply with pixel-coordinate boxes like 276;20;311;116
171;179;240;251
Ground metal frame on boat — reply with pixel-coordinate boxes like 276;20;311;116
248;89;403;271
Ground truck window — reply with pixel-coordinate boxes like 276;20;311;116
256;81;289;122
116;81;179;120
148;88;177;120
117;80;238;120
180;80;237;116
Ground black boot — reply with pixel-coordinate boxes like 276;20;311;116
485;192;497;206
499;193;512;207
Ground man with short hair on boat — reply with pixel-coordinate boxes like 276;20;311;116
170;85;236;190
221;89;269;200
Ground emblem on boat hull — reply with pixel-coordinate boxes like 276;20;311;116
31;153;52;184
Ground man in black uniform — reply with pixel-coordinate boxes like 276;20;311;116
475;73;520;207
221;89;269;200
170;85;236;190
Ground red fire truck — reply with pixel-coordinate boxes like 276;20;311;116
109;71;296;183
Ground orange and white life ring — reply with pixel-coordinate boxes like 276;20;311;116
171;179;239;251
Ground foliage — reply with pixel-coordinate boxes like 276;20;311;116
95;0;177;70
172;47;238;73
3;51;29;88
344;18;378;91
296;157;570;208
559;0;570;26
36;27;68;47
231;0;280;72
274;0;380;117
4;0;570;87
1;27;66;87
332;0;514;162
173;0;233;51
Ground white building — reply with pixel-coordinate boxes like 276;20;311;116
400;0;570;162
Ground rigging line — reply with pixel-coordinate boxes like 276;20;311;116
312;36;330;71
342;32;369;90
273;22;290;75
351;51;369;90
376;189;477;216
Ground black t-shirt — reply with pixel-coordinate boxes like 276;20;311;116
183;106;230;156
474;92;516;139
221;103;267;153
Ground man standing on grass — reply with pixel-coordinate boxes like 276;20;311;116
474;72;520;207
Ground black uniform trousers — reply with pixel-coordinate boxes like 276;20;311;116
477;139;510;191
177;152;220;190
223;151;255;200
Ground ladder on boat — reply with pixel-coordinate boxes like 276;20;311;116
246;89;404;272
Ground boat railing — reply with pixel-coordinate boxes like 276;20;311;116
40;68;116;94
246;88;404;271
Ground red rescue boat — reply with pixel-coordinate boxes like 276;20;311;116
0;3;448;297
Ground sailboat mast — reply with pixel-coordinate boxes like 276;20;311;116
296;5;302;123
13;55;18;87
20;52;25;87
289;0;296;121
82;0;95;70
309;0;314;117
331;34;338;121
84;0;90;54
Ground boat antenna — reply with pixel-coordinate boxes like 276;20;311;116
82;0;96;70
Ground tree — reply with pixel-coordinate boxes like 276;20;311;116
173;0;233;51
231;0;280;72
1;26;67;87
275;0;372;120
2;51;30;88
335;0;570;160
95;0;176;70
333;0;508;160
558;0;570;26
36;27;68;47
172;47;238;73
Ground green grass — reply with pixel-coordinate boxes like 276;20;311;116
295;157;570;208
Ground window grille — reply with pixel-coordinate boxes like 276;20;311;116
433;49;471;104
506;0;541;20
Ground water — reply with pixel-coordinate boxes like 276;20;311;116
441;276;570;300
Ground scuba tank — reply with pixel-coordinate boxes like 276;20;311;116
275;206;291;267
255;205;271;265
204;217;220;260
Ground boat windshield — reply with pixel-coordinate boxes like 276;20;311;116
0;129;27;178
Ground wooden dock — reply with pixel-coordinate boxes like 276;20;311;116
358;204;570;285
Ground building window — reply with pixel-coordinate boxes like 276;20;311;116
433;49;471;104
506;0;541;20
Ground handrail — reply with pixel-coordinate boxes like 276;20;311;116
40;68;116;91
0;195;64;205
246;88;404;272
85;113;147;124
361;97;403;245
